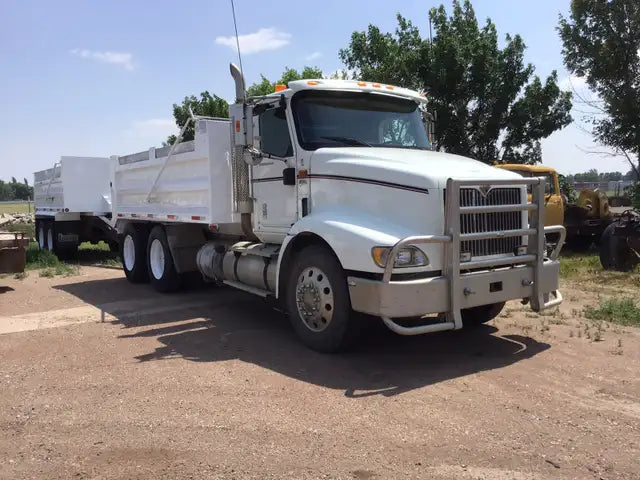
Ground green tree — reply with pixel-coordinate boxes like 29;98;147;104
558;174;578;203
166;91;229;145
168;66;323;144
0;180;11;201
246;66;323;97
339;0;573;164
559;0;640;179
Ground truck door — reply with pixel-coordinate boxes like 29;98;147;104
251;105;298;235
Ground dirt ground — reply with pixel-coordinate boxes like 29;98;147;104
0;266;639;480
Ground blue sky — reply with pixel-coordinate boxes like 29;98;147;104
0;0;629;182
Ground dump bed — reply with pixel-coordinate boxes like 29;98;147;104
112;119;237;225
34;156;111;215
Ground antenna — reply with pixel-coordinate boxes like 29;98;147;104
230;0;244;79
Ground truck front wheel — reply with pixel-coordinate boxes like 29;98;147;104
121;224;148;283
285;245;358;353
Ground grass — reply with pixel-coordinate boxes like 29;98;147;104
559;250;640;291
584;298;640;327
23;240;120;278
25;244;78;277
77;241;121;267
0;201;32;214
560;252;602;278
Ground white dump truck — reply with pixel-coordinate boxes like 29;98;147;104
104;64;565;351
34;156;118;256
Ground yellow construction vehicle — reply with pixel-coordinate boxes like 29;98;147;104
495;164;564;226
495;164;611;250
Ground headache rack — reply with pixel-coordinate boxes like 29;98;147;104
380;177;565;336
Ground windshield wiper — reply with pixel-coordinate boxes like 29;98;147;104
320;136;372;147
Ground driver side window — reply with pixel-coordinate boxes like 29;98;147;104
259;107;293;157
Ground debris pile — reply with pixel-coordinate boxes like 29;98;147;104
0;213;34;227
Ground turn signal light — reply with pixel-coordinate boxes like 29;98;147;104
275;84;286;92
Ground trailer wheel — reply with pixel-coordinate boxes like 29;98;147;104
37;221;47;250
461;302;505;327
285;245;357;353
46;223;56;253
121;224;148;283
147;226;181;292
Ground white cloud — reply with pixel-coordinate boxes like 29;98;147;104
70;48;134;70
305;51;322;61
559;74;588;91
126;118;176;140
215;27;291;54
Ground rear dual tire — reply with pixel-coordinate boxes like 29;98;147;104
120;224;181;292
121;224;149;283
146;226;181;292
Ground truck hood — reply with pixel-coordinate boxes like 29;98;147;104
308;147;522;189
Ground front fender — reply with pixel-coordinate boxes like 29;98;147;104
285;209;443;275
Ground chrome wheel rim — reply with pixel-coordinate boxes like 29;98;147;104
123;234;135;271
295;267;334;332
38;226;45;249
149;238;165;280
47;229;54;251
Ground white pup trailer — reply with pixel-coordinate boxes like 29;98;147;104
34;156;117;256
111;65;565;352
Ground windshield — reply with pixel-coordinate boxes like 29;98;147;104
512;170;557;195
291;90;431;151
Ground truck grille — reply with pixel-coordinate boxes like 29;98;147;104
460;187;522;257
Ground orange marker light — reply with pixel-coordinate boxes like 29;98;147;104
385;85;393;90
235;120;241;132
297;169;309;179
274;84;286;92
372;83;381;88
357;81;367;86
307;80;319;85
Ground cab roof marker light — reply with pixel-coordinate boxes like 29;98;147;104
307;80;320;85
357;81;367;86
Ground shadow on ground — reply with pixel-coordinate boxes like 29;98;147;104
57;276;550;397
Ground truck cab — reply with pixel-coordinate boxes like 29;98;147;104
225;69;565;350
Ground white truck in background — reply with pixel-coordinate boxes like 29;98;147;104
34;156;118;256
36;65;565;352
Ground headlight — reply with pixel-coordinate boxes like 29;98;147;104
371;246;429;268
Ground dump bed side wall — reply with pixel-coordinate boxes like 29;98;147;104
34;156;110;214
34;165;64;213
60;156;111;213
113;119;236;225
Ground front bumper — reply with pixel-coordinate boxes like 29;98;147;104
348;177;565;336
348;259;560;318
